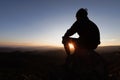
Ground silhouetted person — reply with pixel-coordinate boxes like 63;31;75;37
62;8;108;80
62;8;100;50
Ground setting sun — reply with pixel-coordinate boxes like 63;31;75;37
68;43;75;54
68;43;74;49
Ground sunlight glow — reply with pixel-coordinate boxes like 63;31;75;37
68;42;75;54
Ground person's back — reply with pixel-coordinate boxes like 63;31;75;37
76;18;100;49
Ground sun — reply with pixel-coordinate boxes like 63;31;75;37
68;42;75;54
68;43;74;49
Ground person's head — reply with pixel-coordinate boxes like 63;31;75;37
76;8;88;20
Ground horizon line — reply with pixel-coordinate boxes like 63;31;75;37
0;45;120;48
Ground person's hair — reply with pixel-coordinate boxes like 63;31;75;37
76;8;88;18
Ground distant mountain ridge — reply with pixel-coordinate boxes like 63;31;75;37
0;46;120;53
0;46;63;52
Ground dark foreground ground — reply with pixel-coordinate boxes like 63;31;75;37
0;46;120;80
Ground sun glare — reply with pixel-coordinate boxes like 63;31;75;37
68;43;75;54
68;43;74;49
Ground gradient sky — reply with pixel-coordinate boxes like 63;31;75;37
0;0;120;47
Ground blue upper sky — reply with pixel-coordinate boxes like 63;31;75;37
0;0;120;47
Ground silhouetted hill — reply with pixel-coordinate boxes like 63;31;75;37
0;48;66;80
0;46;120;80
0;46;61;52
96;46;120;54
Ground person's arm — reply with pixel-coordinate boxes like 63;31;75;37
62;21;78;44
62;21;78;55
63;21;78;38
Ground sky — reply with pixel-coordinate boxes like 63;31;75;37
0;0;120;47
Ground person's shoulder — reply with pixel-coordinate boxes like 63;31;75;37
72;21;79;26
74;20;79;24
88;19;99;29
